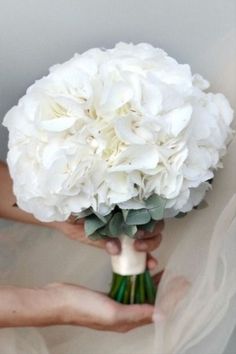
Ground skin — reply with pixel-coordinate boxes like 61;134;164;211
0;161;164;331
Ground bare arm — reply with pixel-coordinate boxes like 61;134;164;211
0;285;63;327
0;161;162;329
0;283;155;331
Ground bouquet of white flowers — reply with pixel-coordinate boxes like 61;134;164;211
3;43;233;304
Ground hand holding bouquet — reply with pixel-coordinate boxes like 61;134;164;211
3;43;233;304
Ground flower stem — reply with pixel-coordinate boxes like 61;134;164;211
116;277;128;303
109;270;157;305
130;275;136;305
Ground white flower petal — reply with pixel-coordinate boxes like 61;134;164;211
161;104;193;137
114;115;145;144
100;81;133;111
40;116;77;132
110;145;159;172
66;194;91;212
140;81;162;115
192;74;209;90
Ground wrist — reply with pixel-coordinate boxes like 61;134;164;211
0;284;67;327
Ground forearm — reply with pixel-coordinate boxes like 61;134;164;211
0;161;54;227
0;285;65;327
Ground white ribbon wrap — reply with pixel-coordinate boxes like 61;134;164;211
111;234;147;276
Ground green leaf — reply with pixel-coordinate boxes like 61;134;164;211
88;232;104;241
97;224;113;237
145;194;163;209
72;208;93;220
149;206;165;221
93;211;112;224
148;197;166;221
84;215;106;236
125;209;151;225
122;224;137;238
108;212;124;236
144;270;156;304
121;209;129;222
138;220;156;232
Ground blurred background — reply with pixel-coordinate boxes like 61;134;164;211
0;0;235;161
0;1;235;353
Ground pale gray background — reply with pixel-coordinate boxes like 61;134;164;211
0;0;235;352
0;0;236;161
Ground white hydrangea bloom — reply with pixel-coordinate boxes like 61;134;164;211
3;42;233;221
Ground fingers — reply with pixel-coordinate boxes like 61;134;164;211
57;222;121;253
105;222;164;256
134;232;162;252
115;304;154;332
155;220;165;233
83;237;120;253
65;226;107;249
106;233;162;256
147;253;158;270
134;220;164;253
105;239;121;255
136;220;164;239
126;304;153;324
60;220;164;255
152;270;164;286
152;309;166;324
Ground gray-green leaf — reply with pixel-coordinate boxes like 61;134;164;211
145;194;166;209
108;212;124;236
93;211;112;224
149;206;165;221
84;215;106;236
121;209;129;222
139;220;156;232
125;208;151;225
88;232;104;241
73;208;93;220
145;194;160;209
122;224;137;237
148;197;166;221
98;224;114;237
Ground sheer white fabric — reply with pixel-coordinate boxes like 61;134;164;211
154;194;236;354
0;138;235;354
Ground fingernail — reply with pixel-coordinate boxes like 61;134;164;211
136;240;147;250
106;241;119;255
152;311;165;323
148;258;157;270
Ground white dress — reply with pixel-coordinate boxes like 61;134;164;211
0;137;235;354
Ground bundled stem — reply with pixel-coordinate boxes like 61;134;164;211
109;270;156;305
